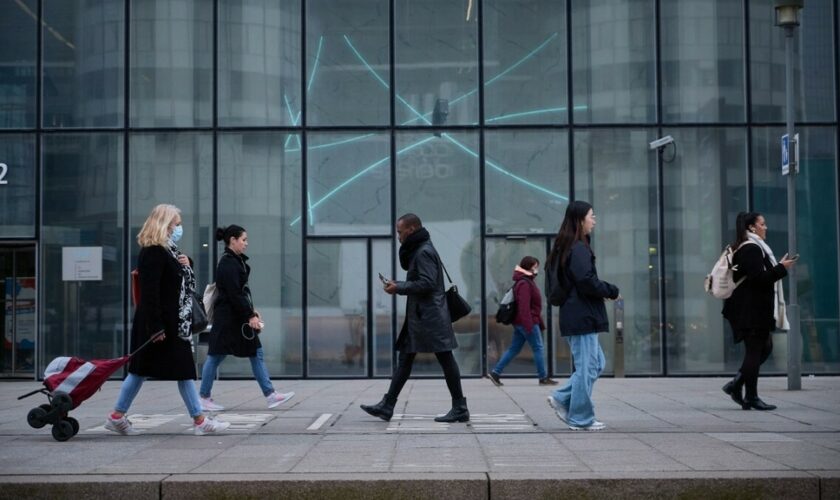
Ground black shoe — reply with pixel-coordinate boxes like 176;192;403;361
722;372;745;407
434;397;470;423
360;393;397;421
539;377;559;386
488;372;503;387
743;397;776;411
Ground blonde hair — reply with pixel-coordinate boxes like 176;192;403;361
137;204;180;247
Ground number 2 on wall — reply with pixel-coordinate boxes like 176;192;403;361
0;163;7;185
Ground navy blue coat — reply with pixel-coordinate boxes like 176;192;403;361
557;241;619;336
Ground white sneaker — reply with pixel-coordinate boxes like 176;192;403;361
200;397;225;412
547;396;568;423
104;415;140;435
266;391;295;409
569;419;606;431
194;416;230;435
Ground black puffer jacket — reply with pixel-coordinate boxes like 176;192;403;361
557;240;619;336
208;248;260;357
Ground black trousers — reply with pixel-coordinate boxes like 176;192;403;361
739;329;773;399
387;351;464;400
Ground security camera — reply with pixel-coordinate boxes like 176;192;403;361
649;135;674;150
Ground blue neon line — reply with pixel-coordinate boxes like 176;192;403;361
308;36;324;93
284;94;297;124
343;35;390;90
307;191;314;226
485;107;567;123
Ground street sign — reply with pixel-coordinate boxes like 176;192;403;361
781;133;799;175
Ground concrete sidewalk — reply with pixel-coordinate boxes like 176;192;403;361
1;376;839;499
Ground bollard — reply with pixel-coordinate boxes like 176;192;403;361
614;297;625;378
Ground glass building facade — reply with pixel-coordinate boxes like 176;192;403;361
0;0;838;379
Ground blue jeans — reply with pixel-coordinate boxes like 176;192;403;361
550;333;605;427
492;324;547;379
114;373;202;419
199;347;274;398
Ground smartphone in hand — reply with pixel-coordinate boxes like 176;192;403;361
378;272;390;285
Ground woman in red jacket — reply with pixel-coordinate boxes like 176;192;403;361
488;256;557;386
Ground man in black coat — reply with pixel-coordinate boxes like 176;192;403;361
360;214;469;423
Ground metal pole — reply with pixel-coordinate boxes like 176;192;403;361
784;25;801;390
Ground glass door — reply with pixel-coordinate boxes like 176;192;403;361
0;245;36;377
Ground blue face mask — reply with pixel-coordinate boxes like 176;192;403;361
170;224;183;244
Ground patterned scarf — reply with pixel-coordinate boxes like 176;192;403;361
167;244;196;341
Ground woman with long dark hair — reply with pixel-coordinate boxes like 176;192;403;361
722;212;795;410
545;201;619;431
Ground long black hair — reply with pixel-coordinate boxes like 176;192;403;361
216;224;246;247
733;212;761;249
547;200;593;272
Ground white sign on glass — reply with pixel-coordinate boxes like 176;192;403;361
62;247;103;281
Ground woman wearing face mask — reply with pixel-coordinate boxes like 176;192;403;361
198;225;294;411
722;212;796;410
488;256;557;387
105;204;229;436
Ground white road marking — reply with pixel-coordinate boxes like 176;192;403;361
307;413;332;430
86;413;184;433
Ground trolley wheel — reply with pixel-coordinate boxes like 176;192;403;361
66;417;80;436
51;392;73;413
39;403;53;413
51;420;74;442
27;407;47;429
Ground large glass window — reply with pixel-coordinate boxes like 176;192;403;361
753;126;839;373
218;131;303;376
372;239;394;376
130;0;213;128
41;133;124;363
575;128;660;374
664;127;748;374
396;131;481;374
485;130;569;234
483;0;567;125
395;0;478;126
571;0;656;124
749;0;836;123
306;132;391;235
0;134;36;237
0;0;37;128
306;0;389;126
218;0;301;127
42;0;125;128
661;0;745;123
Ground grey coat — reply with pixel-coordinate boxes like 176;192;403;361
394;240;458;353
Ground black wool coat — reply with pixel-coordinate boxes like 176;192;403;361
722;243;787;342
394;240;458;353
558;241;620;336
208;249;260;357
128;245;197;380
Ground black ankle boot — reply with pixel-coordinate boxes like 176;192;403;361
434;397;470;423
360;393;397;421
743;397;776;411
722;372;745;407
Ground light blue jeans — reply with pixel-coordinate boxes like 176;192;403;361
492;324;547;379
550;333;605;427
114;373;202;418
199;347;274;398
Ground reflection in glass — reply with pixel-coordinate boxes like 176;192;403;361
306;0;389;126
41;134;124;366
575;128;660;374
0;0;36;128
483;0;567;125
750;0;835;122
130;0;213;127
372;239;394;376
129;133;213;287
307;240;367;376
395;0;478;126
218;0;300;126
0;135;36;237
571;0;656;124
396;131;480;375
661;0;744;123
485;130;569;234
306;132;390;235
218;132;303;376
664;128;747;373
753;127;839;373
43;0;125;128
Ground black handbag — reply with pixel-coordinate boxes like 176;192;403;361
191;292;209;333
441;262;471;322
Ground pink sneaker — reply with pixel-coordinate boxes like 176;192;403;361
266;391;295;409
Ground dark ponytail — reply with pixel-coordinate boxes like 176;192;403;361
547;200;593;271
733;212;761;249
216;224;246;247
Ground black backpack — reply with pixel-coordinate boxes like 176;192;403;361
494;282;519;325
545;252;572;307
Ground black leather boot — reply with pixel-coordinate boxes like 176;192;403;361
434;397;470;423
360;393;397;421
722;372;745;407
743;397;777;411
